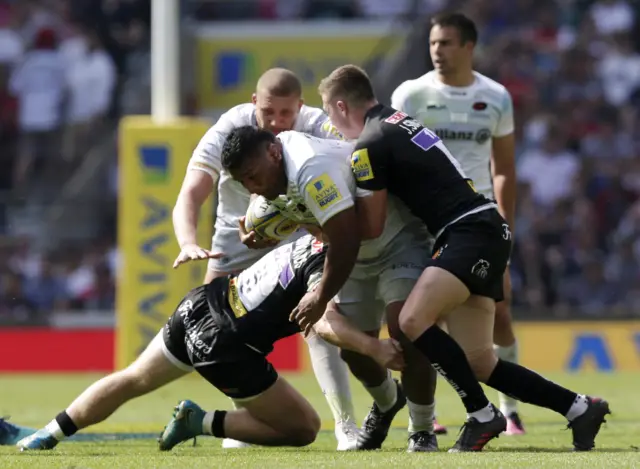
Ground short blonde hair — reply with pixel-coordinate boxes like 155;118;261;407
318;64;375;105
257;68;302;97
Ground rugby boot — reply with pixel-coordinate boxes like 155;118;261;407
568;397;610;451
335;418;359;451
505;411;526;435
433;417;448;435
356;379;406;450
448;405;506;452
0;418;35;446
16;428;58;451
407;430;438;452
158;400;205;451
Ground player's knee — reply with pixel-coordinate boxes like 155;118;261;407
286;410;320;446
399;310;432;341
465;347;498;382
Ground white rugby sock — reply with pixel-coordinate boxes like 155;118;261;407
565;394;589;421
365;370;397;413
468;404;495;423
495;342;520;415
44;420;66;441
306;334;356;424
407;400;435;434
202;411;214;435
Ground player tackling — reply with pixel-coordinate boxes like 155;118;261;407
317;64;610;452
171;68;358;450
15;235;403;451
391;12;522;435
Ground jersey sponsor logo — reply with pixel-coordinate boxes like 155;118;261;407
433;128;492;144
351;148;374;182
385;111;408;124
228;278;248;318
306;174;342;211
399;118;422;134
312;239;324;253
411;128;440;151
321;121;345;140
427;104;447;110
473;101;487;111
279;263;295;289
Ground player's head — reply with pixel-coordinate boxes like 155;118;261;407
429;13;477;75
252;68;303;135
318;64;376;140
221;126;287;200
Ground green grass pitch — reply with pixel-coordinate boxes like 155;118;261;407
1;371;639;468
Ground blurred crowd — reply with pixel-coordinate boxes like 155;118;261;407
2;0;640;321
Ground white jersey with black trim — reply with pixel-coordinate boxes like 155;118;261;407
271;131;410;259
186;103;343;272
391;70;514;198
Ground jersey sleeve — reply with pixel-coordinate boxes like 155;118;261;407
297;158;355;226
187;110;238;181
391;81;416;116
350;136;389;192
494;90;515;138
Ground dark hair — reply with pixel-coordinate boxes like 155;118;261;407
430;12;478;45
221;126;276;172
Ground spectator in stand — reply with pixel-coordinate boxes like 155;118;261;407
62;25;116;162
8;27;65;188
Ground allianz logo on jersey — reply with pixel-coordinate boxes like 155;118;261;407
435;128;492;144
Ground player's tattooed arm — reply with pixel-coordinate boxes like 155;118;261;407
313;303;405;371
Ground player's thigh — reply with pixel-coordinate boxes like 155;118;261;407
197;346;319;436
446;295;498;381
334;277;385;332
124;330;191;392
240;376;320;440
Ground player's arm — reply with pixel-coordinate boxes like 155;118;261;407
351;140;390;239
313;304;405;371
290;165;361;333
172;123;227;267
491;92;517;229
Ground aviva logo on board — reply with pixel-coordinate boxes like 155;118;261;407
139;146;169;185
216;51;258;90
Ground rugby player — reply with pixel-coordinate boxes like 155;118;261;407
317;64;610;452
221;127;439;452
16;235;404;451
391;13;523;435
172;68;358;449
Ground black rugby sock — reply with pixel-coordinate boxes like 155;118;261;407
55;410;79;437
486;359;577;416
413;325;490;413
211;410;227;438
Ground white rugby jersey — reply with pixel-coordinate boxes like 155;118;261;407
272;131;408;259
188;103;341;232
391;70;514;198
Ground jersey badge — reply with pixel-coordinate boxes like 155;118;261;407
385;111;407;124
351;148;374;182
411;128;440;151
228;278;248;318
306;174;342;211
279;263;295;289
312;239;324;254
472;102;487;111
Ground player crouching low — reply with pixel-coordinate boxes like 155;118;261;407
16;235;403;452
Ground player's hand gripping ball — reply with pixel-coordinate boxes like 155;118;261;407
244;196;300;241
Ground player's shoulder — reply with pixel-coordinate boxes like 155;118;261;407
393;72;433;96
296;105;326;128
215;103;256;128
472;71;511;98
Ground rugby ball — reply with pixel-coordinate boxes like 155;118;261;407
245;196;300;241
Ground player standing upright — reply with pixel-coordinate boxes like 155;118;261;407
391;13;523;435
171;68;358;450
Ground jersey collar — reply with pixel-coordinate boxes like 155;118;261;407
364;103;385;122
